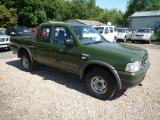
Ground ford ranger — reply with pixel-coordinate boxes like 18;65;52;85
10;22;149;100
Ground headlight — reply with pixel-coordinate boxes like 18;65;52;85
126;61;142;72
144;34;151;38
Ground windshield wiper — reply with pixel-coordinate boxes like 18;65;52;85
84;41;104;45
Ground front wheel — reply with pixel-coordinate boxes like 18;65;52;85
147;40;151;44
113;37;117;43
85;68;116;100
21;53;34;71
124;37;127;43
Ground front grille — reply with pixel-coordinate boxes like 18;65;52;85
0;38;5;42
136;35;144;37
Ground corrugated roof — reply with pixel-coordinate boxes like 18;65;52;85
67;19;106;26
131;10;160;17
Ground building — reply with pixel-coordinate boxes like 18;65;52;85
130;10;160;31
67;19;106;26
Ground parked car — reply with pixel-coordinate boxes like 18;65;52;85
10;22;149;100
30;27;38;35
132;28;155;44
93;25;118;42
6;26;33;36
0;29;10;50
117;28;132;42
0;28;6;34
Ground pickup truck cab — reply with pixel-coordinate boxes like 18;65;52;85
11;22;149;100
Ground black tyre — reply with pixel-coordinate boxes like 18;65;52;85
114;37;117;42
85;68;116;100
21;52;34;71
124;37;127;43
7;47;11;51
147;40;151;44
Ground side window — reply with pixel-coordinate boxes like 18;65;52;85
40;27;51;42
109;27;113;33
114;27;117;32
52;26;72;45
105;27;109;34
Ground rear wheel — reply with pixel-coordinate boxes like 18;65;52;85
85;68;116;100
21;53;34;71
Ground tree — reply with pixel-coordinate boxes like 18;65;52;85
96;9;124;26
0;5;17;27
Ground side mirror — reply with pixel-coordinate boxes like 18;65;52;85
65;39;74;47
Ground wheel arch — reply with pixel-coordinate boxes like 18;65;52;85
80;60;122;90
18;46;33;63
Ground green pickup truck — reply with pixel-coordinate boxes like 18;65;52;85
10;22;149;100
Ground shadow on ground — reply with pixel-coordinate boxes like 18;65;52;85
0;48;10;53
7;59;124;100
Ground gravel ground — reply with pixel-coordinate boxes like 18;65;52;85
0;50;16;59
0;44;160;120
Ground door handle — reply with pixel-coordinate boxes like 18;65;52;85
28;46;34;48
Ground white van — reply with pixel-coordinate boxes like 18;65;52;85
93;25;118;42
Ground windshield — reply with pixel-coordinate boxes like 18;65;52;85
72;26;106;45
137;29;151;33
0;30;5;35
94;27;104;34
15;27;32;35
117;29;126;33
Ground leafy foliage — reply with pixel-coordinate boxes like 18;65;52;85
0;0;159;27
0;5;17;27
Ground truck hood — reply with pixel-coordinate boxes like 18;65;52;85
86;42;147;62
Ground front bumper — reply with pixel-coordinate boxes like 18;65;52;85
117;61;150;89
117;36;125;40
0;44;10;48
132;37;151;41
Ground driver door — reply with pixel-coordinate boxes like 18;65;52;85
50;26;83;74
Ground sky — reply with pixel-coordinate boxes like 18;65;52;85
96;0;129;12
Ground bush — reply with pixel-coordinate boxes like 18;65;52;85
155;34;160;41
